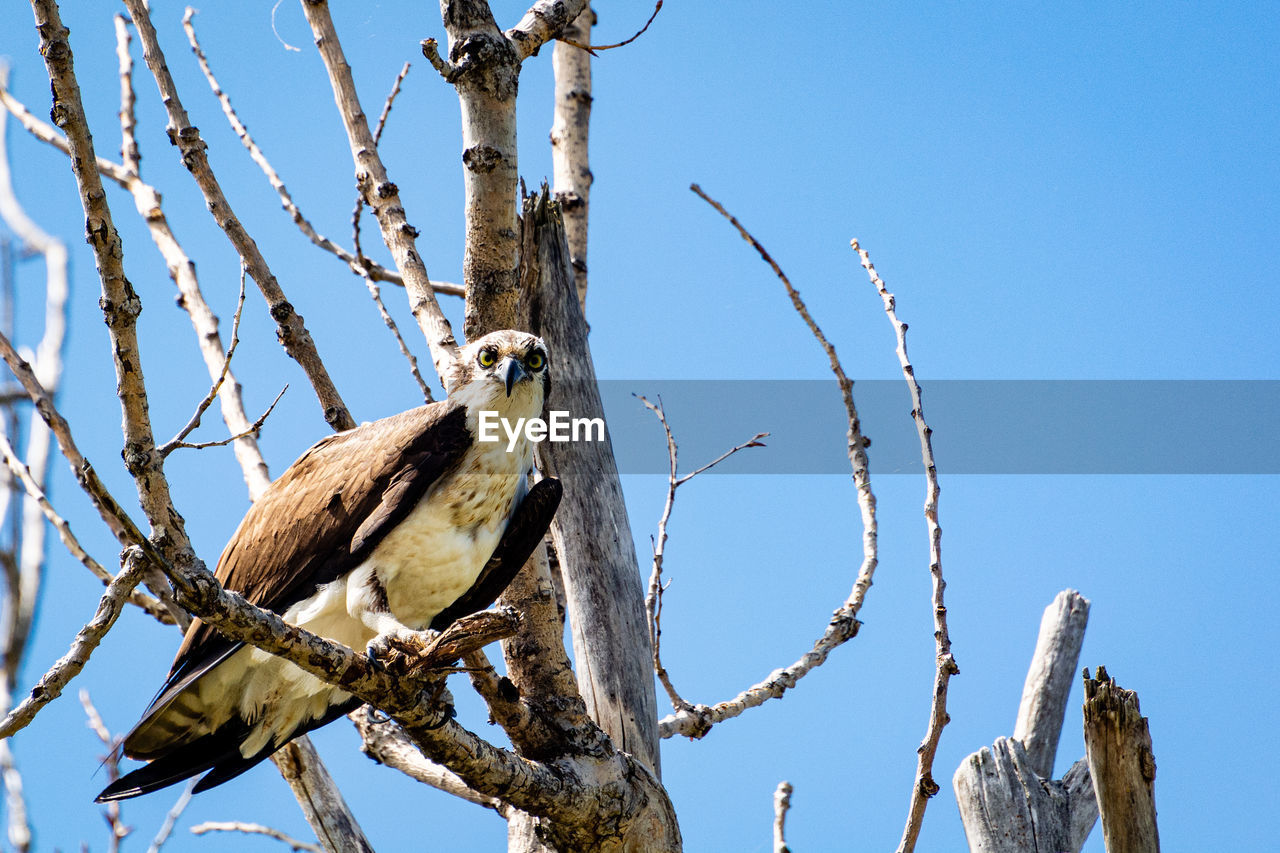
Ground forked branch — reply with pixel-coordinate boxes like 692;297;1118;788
636;393;766;714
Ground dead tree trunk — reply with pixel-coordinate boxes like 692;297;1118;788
1082;667;1160;853
954;590;1098;852
520;188;662;776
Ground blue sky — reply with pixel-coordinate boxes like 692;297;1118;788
1;1;1277;851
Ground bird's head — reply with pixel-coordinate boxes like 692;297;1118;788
447;330;550;420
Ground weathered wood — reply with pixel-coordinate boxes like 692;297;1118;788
1014;589;1090;777
954;590;1098;852
520;190;661;775
272;737;375;853
1083;667;1160;853
954;738;1096;853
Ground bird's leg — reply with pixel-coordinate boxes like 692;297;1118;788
351;566;440;670
365;623;440;672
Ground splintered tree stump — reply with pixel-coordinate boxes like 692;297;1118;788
1082;667;1160;853
953;591;1098;853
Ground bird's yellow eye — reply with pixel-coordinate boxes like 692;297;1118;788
524;351;545;371
478;348;497;367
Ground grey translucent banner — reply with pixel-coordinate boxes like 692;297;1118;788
575;380;1280;475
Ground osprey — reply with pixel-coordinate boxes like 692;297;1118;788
97;330;560;801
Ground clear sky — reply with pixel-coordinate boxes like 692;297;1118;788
1;1;1277;851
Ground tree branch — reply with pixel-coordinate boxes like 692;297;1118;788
661;187;878;740
522;189;663;775
851;239;957;853
81;690;131;853
0;430;170;622
506;0;592;63
1014;589;1090;777
1082;667;1160;853
28;0;192;627
3;61;275;500
558;2;662;54
270;737;374;853
121;0;356;433
772;780;793;853
953;591;1097;853
181;10;460;299
350;63;435;404
438;0;587;337
636;393;766;714
298;0;459;382
353;707;508;815
190;822;322;853
550;6;592;307
0;550;147;739
144;780;196;853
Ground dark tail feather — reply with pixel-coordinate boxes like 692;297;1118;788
96;698;362;802
193;696;359;794
95;729;245;802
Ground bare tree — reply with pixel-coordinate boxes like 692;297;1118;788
0;3;1153;852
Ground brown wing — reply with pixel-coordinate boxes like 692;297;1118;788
167;400;472;683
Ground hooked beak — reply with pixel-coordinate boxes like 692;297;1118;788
501;357;526;397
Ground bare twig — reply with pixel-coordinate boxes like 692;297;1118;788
165;385;286;453
0;431;170;622
0;553;147;740
660;187;879;740
352;62;433;403
850;239;956;853
112;15;139;173
351;60;410;266
190;822;322;853
181;11;460;297
299;0;460;382
81;690;131;853
373;64;409;145
559;1;662;55
124;0;356;433
636;393;766;713
145;780;196;853
159;271;248;457
773;780;794;853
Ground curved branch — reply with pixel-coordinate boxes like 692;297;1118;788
660;187;879;740
851;239;956;853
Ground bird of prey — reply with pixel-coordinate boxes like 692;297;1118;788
97;330;561;801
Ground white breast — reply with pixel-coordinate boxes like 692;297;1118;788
366;437;532;630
